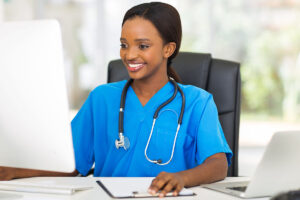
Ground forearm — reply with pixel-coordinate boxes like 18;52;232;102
0;166;78;180
177;153;228;187
14;168;78;179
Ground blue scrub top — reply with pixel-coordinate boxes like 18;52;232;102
71;80;232;177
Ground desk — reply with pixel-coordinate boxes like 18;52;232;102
0;177;269;200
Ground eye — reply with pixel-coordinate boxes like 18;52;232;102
120;43;128;49
139;44;150;50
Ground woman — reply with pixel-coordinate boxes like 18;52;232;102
0;2;232;197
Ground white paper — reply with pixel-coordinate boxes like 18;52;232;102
0;181;92;195
98;177;194;198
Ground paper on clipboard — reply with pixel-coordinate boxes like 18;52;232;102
97;177;195;198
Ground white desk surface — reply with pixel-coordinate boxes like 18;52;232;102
0;177;269;200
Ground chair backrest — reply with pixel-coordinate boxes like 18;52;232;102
107;52;241;177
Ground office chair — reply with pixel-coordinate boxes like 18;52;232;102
107;52;241;177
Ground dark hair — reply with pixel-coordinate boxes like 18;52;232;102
122;2;182;83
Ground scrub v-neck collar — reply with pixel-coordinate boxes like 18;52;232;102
127;81;174;112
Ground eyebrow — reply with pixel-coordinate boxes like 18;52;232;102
120;38;150;42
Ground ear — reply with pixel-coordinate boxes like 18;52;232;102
163;42;176;59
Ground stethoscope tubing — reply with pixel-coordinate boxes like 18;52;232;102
116;78;185;165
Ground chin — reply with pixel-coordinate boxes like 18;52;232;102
127;72;145;80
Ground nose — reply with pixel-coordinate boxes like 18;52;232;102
125;47;138;61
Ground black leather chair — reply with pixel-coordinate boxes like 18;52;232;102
107;52;241;177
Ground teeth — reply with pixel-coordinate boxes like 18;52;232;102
128;63;143;68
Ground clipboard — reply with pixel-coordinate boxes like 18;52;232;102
96;177;195;198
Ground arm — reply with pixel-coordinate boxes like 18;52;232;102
148;152;228;197
0;166;78;181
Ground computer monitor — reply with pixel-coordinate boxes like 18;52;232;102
0;20;75;172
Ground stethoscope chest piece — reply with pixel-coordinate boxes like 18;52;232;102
115;134;130;150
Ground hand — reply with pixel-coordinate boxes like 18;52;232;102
148;171;185;197
0;166;16;181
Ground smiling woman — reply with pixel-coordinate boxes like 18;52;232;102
72;2;232;197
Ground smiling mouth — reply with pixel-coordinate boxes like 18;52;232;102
127;63;145;72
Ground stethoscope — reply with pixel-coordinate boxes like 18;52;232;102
115;78;185;165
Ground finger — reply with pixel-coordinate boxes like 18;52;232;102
149;173;170;194
156;171;167;178
148;178;159;194
148;178;160;194
149;172;168;192
173;183;184;196
149;177;168;194
159;180;177;197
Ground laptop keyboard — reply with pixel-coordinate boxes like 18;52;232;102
227;186;247;192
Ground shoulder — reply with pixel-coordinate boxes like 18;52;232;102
89;80;127;99
177;83;215;118
178;83;212;103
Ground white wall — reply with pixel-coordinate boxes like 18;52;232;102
0;0;3;22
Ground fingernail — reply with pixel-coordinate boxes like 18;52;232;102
149;189;155;195
159;193;164;198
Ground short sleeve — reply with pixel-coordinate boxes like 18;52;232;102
71;93;95;176
195;95;233;165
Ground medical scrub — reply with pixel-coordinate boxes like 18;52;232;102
71;80;232;177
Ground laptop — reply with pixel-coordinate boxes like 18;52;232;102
203;131;300;198
0;20;75;173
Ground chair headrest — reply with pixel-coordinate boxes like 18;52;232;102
172;52;211;89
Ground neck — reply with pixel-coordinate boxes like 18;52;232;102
131;75;169;106
132;76;169;95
